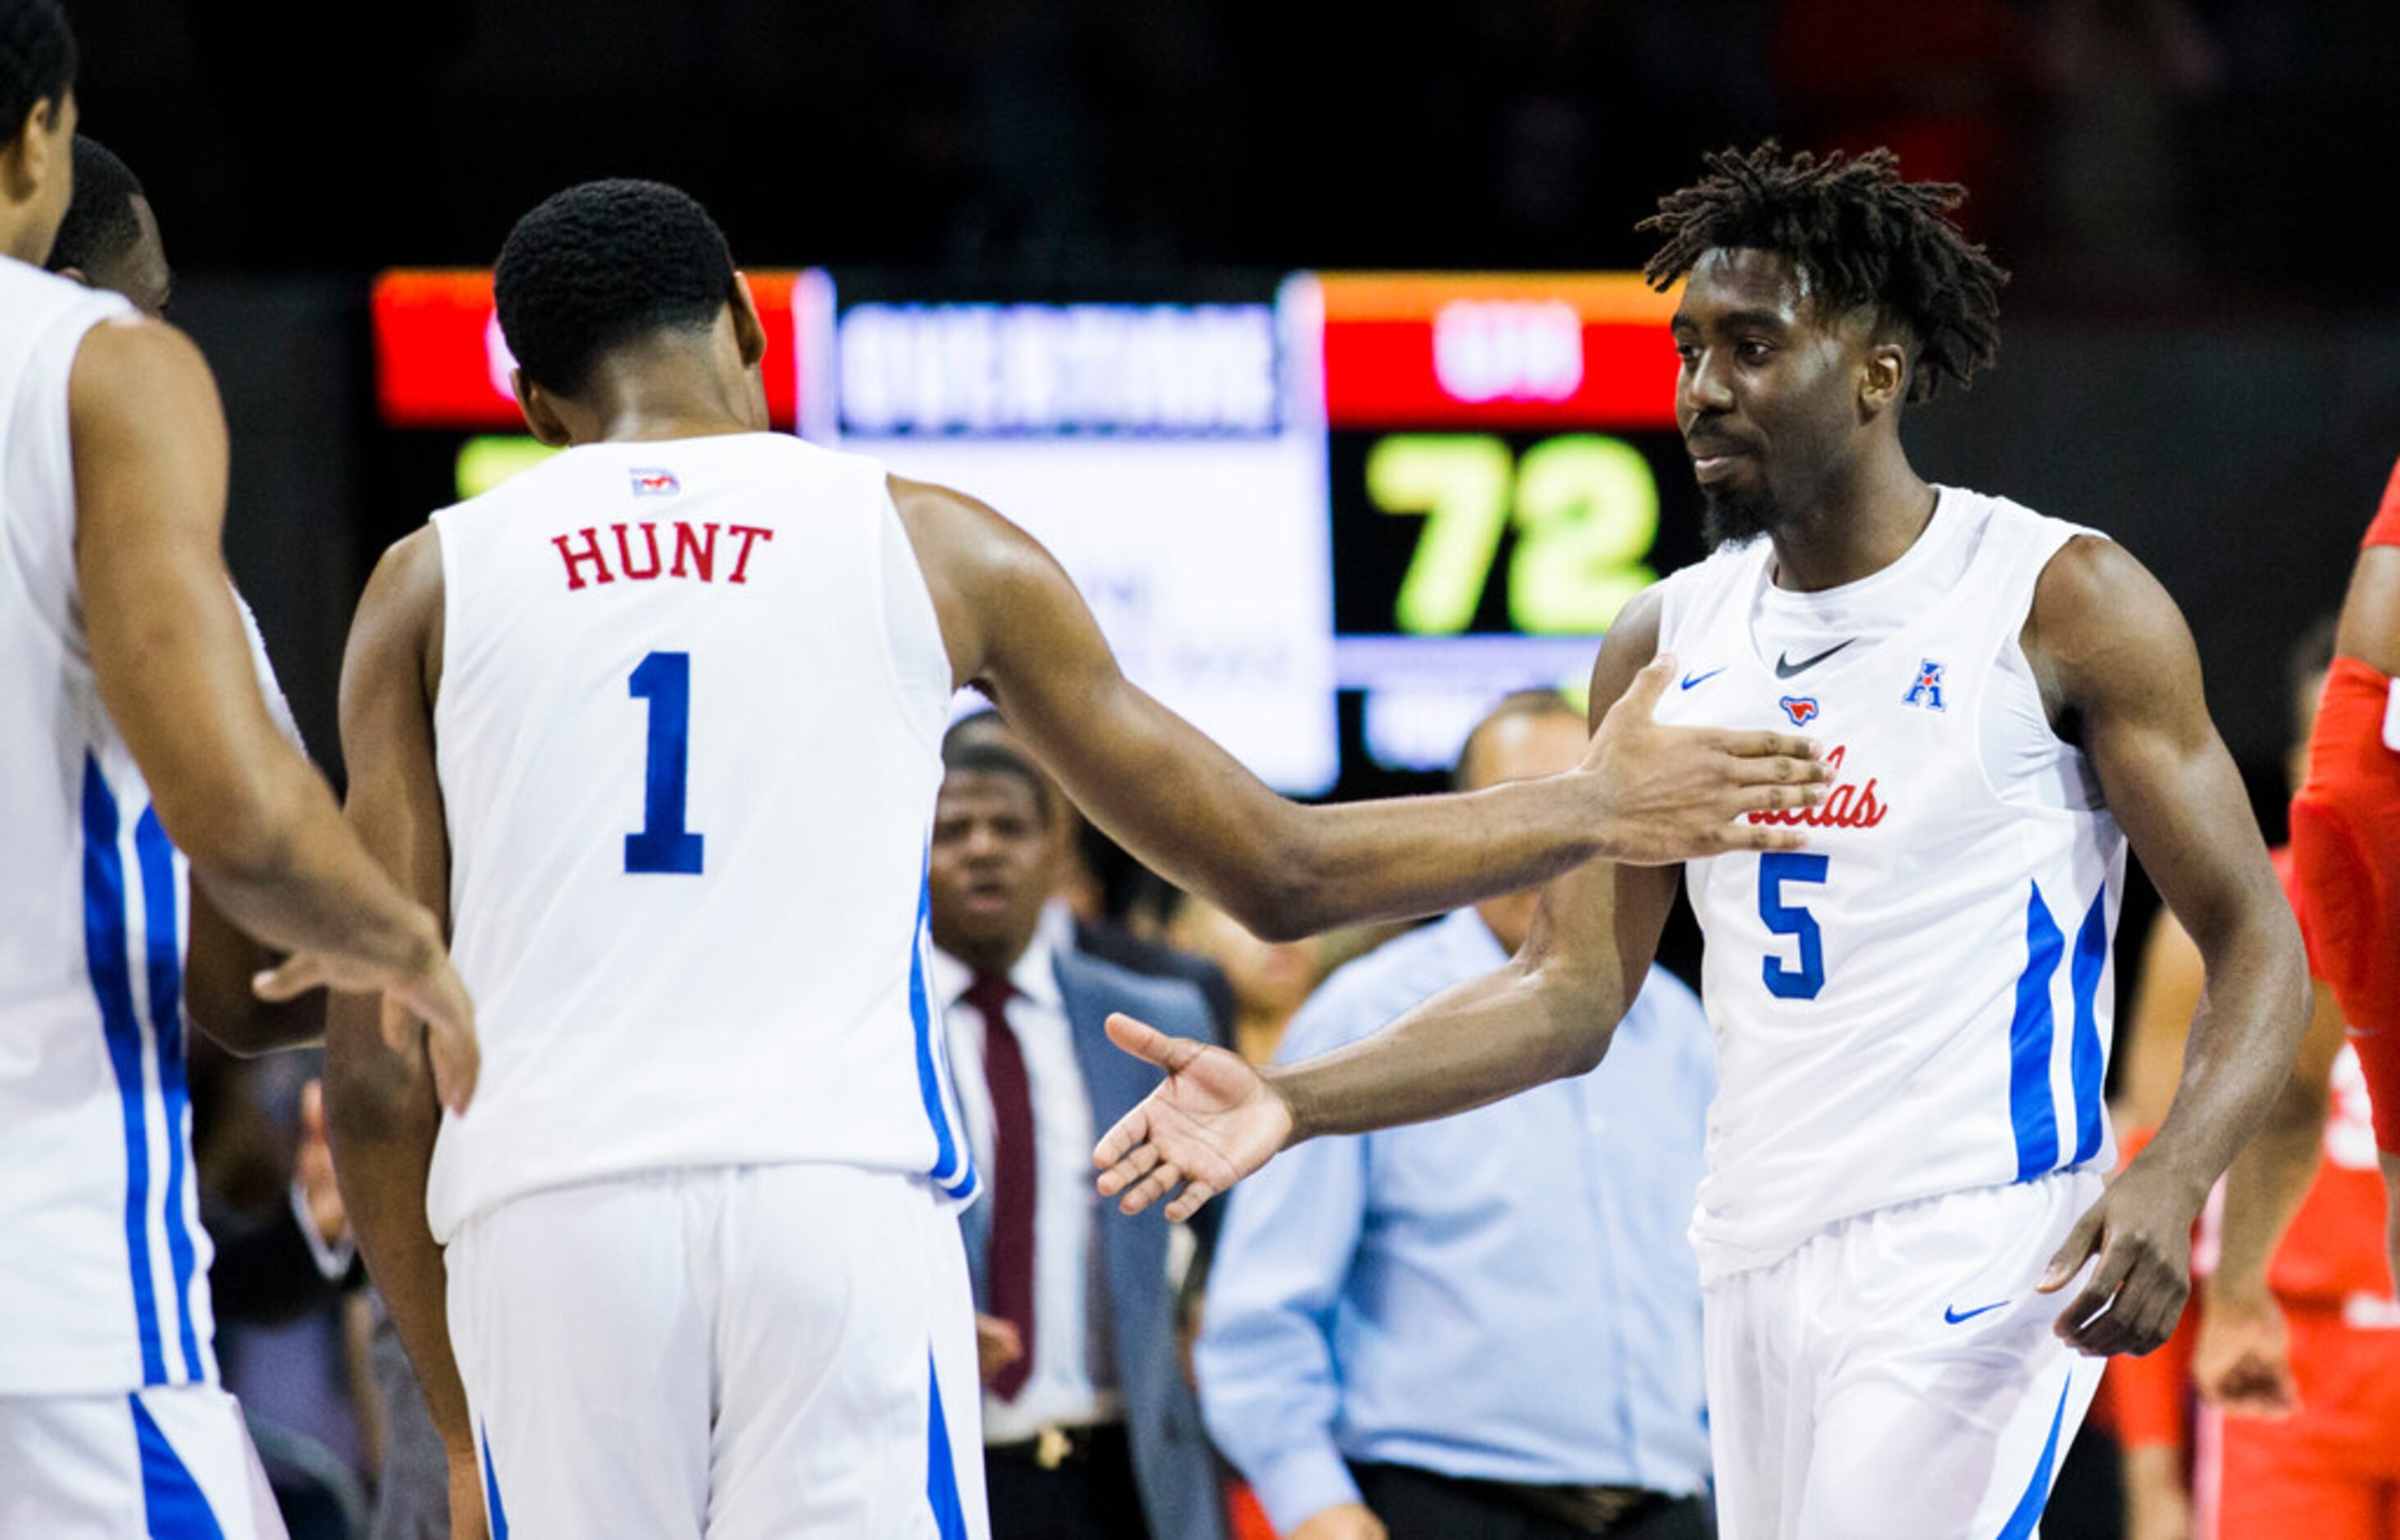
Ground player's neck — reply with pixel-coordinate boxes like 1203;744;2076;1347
566;352;767;444
1766;446;1936;594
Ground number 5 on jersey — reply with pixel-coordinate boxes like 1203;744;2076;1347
626;649;705;874
1759;852;1828;1000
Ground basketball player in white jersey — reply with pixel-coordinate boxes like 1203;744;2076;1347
0;3;477;1533
320;177;1826;1540
1095;143;2312;1538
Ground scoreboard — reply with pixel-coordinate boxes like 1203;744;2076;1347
371;269;1706;794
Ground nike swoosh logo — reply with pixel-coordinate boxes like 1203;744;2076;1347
1943;1301;2009;1325
1774;640;1856;679
1679;667;1726;690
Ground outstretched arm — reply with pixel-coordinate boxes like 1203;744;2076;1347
2027;537;2311;1356
892;479;1820;941
71;317;474;1101
1093;598;1683;1219
315;531;486;1533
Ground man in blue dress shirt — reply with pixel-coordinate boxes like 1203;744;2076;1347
1196;693;1716;1540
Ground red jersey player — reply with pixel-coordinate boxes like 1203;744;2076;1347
2117;829;2400;1538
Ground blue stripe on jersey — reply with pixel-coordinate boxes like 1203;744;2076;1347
84;758;168;1386
480;1427;511;1540
2068;887;2111;1165
136;807;207;1384
908;875;977;1201
130;1393;225;1538
1995;1378;2073;1540
2009;884;2065;1182
925;1350;970;1540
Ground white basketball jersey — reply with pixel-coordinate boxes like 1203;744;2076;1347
0;256;221;1394
1651;489;2126;1283
425;433;976;1242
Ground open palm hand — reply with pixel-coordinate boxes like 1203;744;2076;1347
1092;1014;1291;1222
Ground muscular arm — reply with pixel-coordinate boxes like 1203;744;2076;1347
317;531;480;1473
2028;537;2311;1355
71;318;471;1091
892;479;1819;941
1094;595;1683;1217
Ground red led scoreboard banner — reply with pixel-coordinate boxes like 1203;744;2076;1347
1314;272;1680;431
370;269;1677;435
372;270;804;431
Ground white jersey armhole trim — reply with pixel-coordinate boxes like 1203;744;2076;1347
870;481;950;760
1967;525;2109;821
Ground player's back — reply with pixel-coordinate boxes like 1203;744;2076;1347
425;431;974;1241
0;256;220;1394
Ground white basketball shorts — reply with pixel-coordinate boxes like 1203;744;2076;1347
1705;1169;2110;1540
446;1164;986;1540
0;1384;286;1538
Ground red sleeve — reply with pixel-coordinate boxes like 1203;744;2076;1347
2366;456;2400;549
2292;659;2400;1148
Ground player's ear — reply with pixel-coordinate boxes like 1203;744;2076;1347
1860;342;1908;417
512;367;572;448
730;272;767;369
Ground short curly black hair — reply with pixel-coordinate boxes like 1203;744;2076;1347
494;179;738;398
2;0;75;145
1641;142;2008;403
47;134;142;276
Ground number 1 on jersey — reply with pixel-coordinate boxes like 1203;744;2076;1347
626;650;704;874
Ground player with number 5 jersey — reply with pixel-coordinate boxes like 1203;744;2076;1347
1091;144;2312;1540
321;178;1826;1540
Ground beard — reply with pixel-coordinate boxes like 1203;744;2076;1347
1700;477;1788;549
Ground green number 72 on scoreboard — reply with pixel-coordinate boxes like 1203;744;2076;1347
1368;433;1660;636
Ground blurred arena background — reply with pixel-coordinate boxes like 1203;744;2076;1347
55;2;2400;1534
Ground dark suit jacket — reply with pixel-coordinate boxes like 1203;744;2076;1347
961;949;1229;1540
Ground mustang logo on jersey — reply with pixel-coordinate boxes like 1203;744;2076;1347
630;468;681;497
1904;659;1947;711
1779;695;1820;727
551;521;776;591
1747;744;1888;829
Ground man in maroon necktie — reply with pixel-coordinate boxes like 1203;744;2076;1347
928;731;1230;1540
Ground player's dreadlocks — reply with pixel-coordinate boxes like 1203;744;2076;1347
1641;142;2007;403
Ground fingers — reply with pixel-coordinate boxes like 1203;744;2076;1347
299;1079;328;1144
1165;1179;1218;1223
1117;1160;1183;1217
253;953;332;1003
1094;1128;1160;1197
2039;1206;2106;1294
1716;729;1827;768
1610;653;1675;723
1093;1106;1154;1175
1103;1012;1204;1074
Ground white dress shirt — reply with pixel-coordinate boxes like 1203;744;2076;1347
932;937;1119;1441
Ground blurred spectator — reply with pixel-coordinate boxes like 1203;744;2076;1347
1163;895;1332;1065
929;734;1228;1540
949;709;1238;1041
2112;620;2400;1540
1197;691;1717;1540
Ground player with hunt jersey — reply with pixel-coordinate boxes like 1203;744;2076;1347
1094;143;2311;1539
322;176;1825;1540
1;4;475;1533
